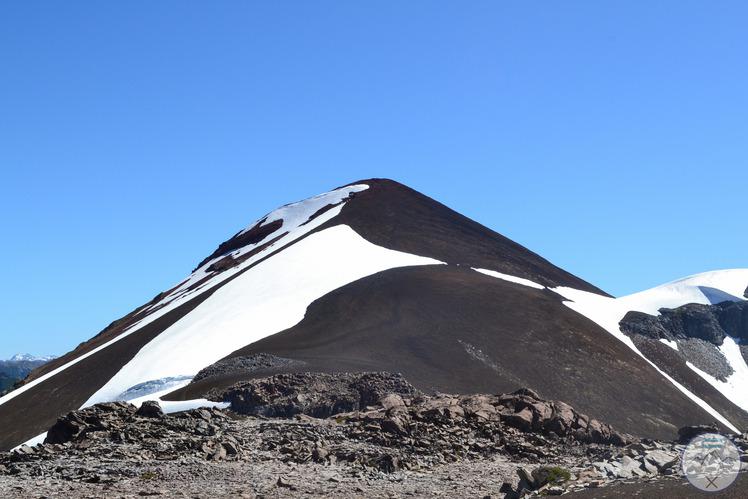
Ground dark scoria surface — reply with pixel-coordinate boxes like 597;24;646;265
328;179;608;294
169;265;748;439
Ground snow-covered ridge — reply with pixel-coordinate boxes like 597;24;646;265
7;354;56;363
553;269;748;433
475;266;748;432
0;184;369;409
616;269;748;315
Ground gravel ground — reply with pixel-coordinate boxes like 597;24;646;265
564;472;748;498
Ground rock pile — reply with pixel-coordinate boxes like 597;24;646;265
25;401;244;463
5;371;735;498
218;374;632;448
591;441;680;480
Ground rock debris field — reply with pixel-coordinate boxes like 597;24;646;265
1;372;746;498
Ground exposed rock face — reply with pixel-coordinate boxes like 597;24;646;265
620;300;748;345
619;311;670;339
718;300;748;340
213;372;419;418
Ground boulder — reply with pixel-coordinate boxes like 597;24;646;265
45;402;137;444
379;394;405;411
135;401;164;419
503;408;533;432
678;424;720;443
643;449;678;471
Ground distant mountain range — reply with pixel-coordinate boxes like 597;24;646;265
0;355;56;395
0;179;745;451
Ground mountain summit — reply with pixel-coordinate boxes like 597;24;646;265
0;179;746;450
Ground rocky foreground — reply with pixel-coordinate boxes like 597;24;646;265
1;372;746;498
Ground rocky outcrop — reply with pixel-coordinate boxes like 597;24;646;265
213;372;419;418
620;300;748;345
217;374;633;447
497;389;632;445
44;402;243;462
718;300;748;340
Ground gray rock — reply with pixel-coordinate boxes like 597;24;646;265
643;449;678;471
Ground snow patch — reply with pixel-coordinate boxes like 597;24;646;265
124;379;230;414
13;432;47;451
237;184;367;237
115;376;194;401
659;338;679;351
618;269;748;316
83;225;442;407
472;268;545;290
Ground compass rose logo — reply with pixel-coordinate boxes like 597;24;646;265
682;433;741;492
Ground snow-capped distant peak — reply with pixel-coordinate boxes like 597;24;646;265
7;354;56;363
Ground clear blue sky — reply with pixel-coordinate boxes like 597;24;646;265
1;2;746;359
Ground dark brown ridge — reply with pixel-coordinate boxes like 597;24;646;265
327;179;608;295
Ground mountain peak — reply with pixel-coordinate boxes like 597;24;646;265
8;354;56;363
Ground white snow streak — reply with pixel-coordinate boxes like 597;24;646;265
472;268;545;290
13;432;47;451
659;338;679;351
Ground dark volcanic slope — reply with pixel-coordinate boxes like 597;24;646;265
322;179;608;295
171;265;742;440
